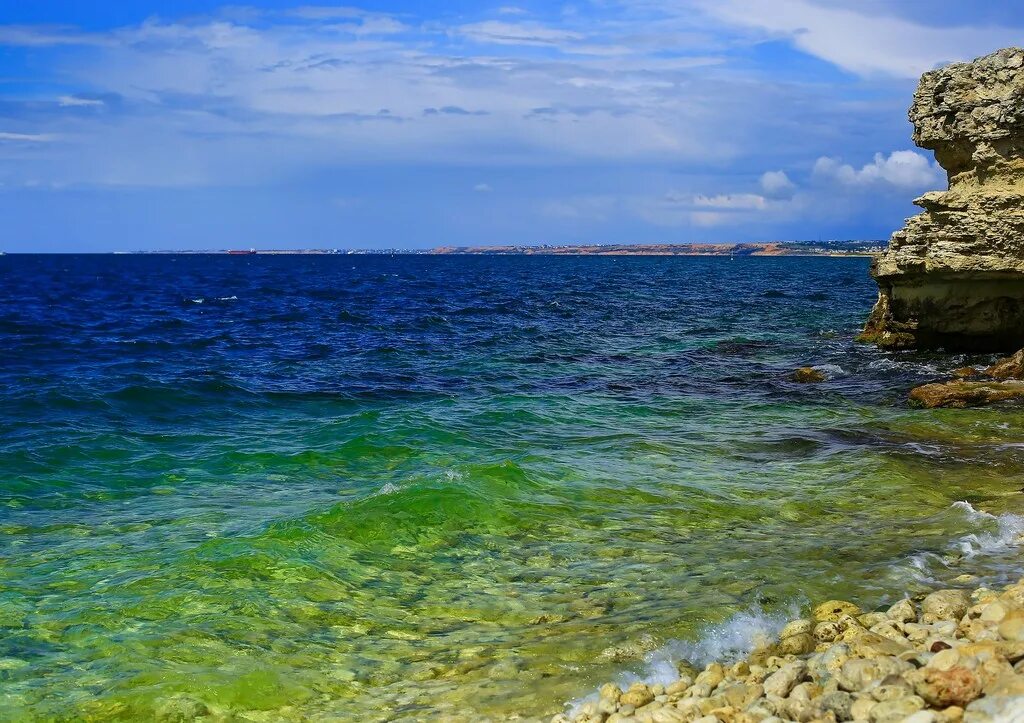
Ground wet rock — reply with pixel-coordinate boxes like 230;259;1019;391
814;601;863;623
909;380;1024;408
985;348;1024;379
781;619;814;638
665;678;692;697
711;682;762;710
791;367;826;383
778;633;816;656
694;663;724;691
621;683;655;708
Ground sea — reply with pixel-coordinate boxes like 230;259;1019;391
2;253;1023;721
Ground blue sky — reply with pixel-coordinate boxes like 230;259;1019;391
0;1;1022;251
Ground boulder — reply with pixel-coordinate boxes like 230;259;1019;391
909;380;1024;408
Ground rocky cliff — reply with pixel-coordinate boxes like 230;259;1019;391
861;47;1024;350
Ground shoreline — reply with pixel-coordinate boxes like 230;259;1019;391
551;570;1024;723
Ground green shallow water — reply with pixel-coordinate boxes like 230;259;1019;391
1;255;1024;721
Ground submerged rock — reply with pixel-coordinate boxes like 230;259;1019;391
790;367;826;383
860;47;1024;351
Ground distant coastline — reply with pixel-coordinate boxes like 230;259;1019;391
62;241;884;256
428;241;882;257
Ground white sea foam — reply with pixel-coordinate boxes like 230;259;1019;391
567;605;797;717
867;358;939;374
218;296;238;301
900;501;1024;584
190;298;204;304
813;364;846;377
949;501;1024;558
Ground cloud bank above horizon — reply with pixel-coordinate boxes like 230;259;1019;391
0;0;1019;251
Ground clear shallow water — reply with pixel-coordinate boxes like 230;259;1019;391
1;254;1024;721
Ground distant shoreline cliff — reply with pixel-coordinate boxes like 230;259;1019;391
428;242;881;257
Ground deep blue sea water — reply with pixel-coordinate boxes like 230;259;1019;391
2;254;1024;721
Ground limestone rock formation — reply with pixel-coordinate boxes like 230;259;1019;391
861;47;1024;350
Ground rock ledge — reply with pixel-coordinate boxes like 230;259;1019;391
861;47;1024;351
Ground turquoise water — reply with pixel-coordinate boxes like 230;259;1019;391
1;254;1023;721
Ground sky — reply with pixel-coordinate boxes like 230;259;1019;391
0;1;1022;251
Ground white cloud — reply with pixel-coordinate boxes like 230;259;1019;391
693;0;1023;77
760;170;795;199
473;183;493;192
813;150;942;188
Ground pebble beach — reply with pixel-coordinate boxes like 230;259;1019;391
556;582;1024;723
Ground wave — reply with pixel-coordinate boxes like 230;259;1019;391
867;357;940;375
888;501;1024;587
567;605;798;717
569;501;1024;717
948;501;1024;560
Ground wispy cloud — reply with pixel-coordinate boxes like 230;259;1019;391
0;132;56;142
58;95;105;108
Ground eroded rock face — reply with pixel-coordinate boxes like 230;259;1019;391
861;47;1024;351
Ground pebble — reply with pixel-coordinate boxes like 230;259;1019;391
922;590;971;622
558;579;1024;723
